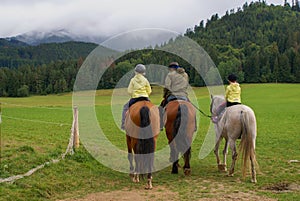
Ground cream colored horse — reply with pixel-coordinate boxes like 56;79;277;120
210;95;258;183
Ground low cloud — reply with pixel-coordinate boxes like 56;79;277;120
0;0;283;38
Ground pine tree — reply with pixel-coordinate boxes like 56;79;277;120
278;54;291;82
284;0;290;7
296;0;300;11
273;57;279;83
294;53;300;82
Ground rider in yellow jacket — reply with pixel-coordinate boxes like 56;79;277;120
225;74;241;107
212;74;241;123
128;73;151;100
121;64;151;130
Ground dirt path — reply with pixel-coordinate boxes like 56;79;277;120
60;186;277;201
60;186;179;201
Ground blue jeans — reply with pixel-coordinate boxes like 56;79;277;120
167;95;188;102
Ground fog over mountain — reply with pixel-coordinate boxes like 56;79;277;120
1;0;283;47
9;29;106;45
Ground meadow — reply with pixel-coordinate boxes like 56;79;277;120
0;84;299;201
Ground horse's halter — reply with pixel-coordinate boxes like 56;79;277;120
210;97;218;117
210;97;227;125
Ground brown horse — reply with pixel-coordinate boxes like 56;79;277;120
164;100;196;175
125;101;160;189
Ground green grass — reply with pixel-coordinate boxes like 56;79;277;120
0;84;299;200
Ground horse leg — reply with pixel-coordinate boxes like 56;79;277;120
132;141;140;183
133;153;140;183
214;136;224;171
250;156;257;183
170;143;179;174
183;147;191;176
172;160;179;174
126;136;134;179
228;139;238;177
222;139;229;172
128;152;134;178
145;173;153;190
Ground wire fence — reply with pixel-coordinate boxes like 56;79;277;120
0;102;78;184
1;102;72;111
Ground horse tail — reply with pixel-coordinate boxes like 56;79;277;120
136;106;154;174
173;104;190;153
239;110;258;178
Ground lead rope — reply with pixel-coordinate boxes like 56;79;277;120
190;102;212;118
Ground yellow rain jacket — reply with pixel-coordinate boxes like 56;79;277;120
128;73;151;98
225;83;241;103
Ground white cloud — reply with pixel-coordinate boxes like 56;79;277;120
0;0;284;37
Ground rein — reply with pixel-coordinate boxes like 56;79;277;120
190;102;212;118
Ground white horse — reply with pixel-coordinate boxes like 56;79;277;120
210;95;258;183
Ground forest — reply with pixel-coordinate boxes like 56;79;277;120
0;1;300;97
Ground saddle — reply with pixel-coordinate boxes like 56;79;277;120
129;97;149;108
161;96;188;108
168;96;187;102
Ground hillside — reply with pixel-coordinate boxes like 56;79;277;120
104;1;300;87
185;1;300;83
0;40;98;68
1;1;300;97
0;38;28;47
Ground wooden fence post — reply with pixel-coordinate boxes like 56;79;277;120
73;106;79;148
0;102;2;124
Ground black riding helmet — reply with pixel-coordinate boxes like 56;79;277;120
228;74;237;82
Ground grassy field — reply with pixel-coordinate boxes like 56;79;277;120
0;84;299;200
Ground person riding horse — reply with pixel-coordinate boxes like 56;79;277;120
123;64;160;189
160;62;196;175
212;74;241;123
159;62;189;129
160;62;189;107
121;64;151;130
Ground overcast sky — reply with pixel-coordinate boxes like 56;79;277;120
0;0;284;38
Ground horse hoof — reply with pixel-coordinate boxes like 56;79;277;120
133;179;140;183
218;164;227;172
171;167;179;174
251;179;257;183
184;168;191;176
228;173;234;177
145;185;153;190
132;174;140;183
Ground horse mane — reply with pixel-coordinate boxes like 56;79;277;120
213;95;225;100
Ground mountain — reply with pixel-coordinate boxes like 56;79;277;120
0;41;100;68
0;38;28;47
11;29;107;45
